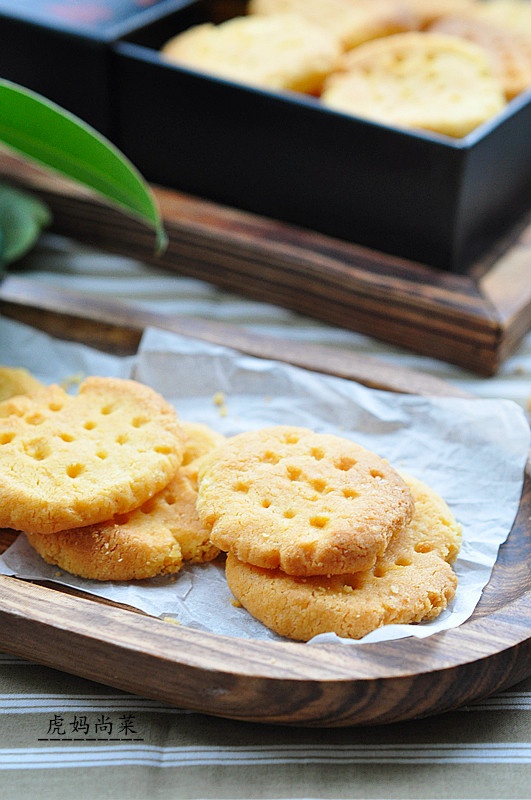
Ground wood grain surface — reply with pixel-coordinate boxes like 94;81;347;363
0;463;529;727
0;277;470;397
1;152;530;376
0;306;529;727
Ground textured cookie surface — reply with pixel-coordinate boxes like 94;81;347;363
180;421;227;476
0;377;184;535
400;0;478;26
225;474;462;641
430;14;531;98
248;0;419;51
461;0;531;41
196;425;414;576
0;366;44;405
24;421;223;581
321;31;505;136
161;14;342;94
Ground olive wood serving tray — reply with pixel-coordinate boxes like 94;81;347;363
0;298;529;727
1;152;530;376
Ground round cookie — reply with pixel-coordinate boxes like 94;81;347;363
248;0;419;51
24;421;224;580
460;0;531;42
0;366;44;406
399;0;478;27
321;31;506;137
196;425;414;576
429;14;531;98
180;421;226;475
0;377;185;535
161;14;342;94
225;474;462;641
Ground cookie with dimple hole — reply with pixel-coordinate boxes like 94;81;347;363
23;421;224;580
0;377;185;535
196;425;414;576
225;474;462;641
0;366;44;406
161;13;342;94
248;0;420;51
321;31;506;136
429;14;531;98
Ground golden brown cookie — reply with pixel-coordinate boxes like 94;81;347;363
0;366;44;406
225;474;462;641
180;421;226;473
196;425;414;576
430;14;531;97
248;0;419;50
460;0;531;42
321;31;506;136
178;420;226;556
23;420;224;580
161;14;342;94
0;377;185;535
399;0;478;27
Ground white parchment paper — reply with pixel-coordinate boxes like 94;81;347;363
0;319;529;645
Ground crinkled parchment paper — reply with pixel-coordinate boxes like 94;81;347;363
0;319;529;645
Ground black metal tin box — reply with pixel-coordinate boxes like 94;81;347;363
0;0;529;272
0;0;192;136
113;0;531;272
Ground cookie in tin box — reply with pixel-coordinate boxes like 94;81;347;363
161;13;342;94
321;31;506;136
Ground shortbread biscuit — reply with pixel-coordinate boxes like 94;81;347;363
248;0;419;50
225;474;462;641
161;14;342;94
321;32;506;136
180;421;226;473
461;0;531;42
430;14;531;97
196;425;414;576
0;366;44;405
399;0;478;27
23;421;223;581
0;377;185;535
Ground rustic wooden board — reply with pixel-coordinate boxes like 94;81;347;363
0;304;529;727
1;153;530;376
0;277;471;398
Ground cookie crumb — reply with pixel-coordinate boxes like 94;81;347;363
212;391;228;417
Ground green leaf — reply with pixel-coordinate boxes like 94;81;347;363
0;182;51;267
0;79;166;252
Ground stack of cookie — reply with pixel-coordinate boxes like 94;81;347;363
0;370;462;641
0;376;222;581
159;0;531;137
195;426;462;641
